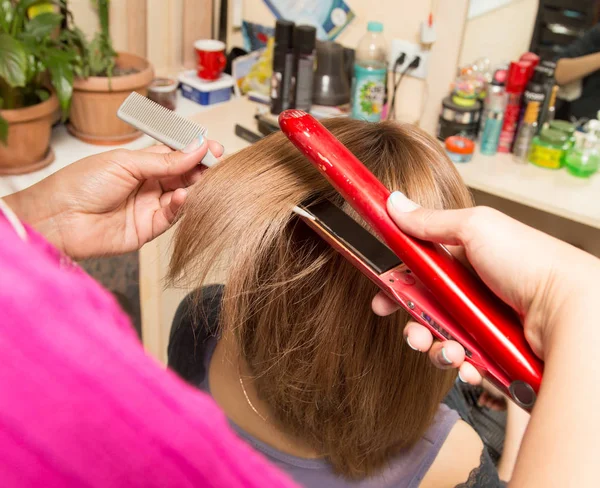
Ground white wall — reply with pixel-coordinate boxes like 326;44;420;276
459;0;538;67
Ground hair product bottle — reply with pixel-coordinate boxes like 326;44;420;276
540;85;558;129
497;61;529;153
564;121;600;178
270;20;295;115
513;101;540;162
516;67;548;133
479;70;508;155
291;25;317;112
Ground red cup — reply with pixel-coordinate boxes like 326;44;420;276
194;40;227;81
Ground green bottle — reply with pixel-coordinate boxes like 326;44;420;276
564;124;600;178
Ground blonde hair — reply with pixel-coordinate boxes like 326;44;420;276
169;117;473;478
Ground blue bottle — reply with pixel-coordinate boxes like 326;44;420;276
351;22;387;122
480;80;508;155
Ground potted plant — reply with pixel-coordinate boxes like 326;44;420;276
0;0;81;174
68;0;153;145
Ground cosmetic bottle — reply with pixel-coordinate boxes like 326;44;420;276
498;61;529;153
270;19;295;115
512;100;540;162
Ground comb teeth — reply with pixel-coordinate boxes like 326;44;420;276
117;92;207;151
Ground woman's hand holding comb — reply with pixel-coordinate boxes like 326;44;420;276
4;138;224;260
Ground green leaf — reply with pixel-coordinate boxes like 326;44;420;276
45;50;73;118
0;33;27;87
0;114;8;144
11;0;51;36
0;0;15;33
23;12;62;39
35;88;49;101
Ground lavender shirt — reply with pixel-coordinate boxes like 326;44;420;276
0;203;295;488
198;327;459;487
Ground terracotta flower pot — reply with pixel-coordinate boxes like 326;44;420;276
0;92;58;175
69;52;154;145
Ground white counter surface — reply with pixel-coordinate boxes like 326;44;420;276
454;151;600;230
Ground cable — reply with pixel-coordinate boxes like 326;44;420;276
388;55;421;121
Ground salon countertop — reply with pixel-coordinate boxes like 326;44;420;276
2;94;599;231
453;151;600;231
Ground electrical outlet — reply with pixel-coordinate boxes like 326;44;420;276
388;39;430;79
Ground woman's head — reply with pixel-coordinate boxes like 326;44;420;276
170;118;473;478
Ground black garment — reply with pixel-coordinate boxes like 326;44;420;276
168;286;505;487
557;23;600;120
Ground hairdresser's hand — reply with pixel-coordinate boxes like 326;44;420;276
372;191;600;384
4;138;223;259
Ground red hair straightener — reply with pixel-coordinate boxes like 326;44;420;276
280;110;543;411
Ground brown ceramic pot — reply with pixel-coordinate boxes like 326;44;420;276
0;92;58;175
69;52;154;145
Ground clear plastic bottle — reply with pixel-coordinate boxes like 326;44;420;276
351;21;387;122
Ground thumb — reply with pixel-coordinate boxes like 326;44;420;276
115;136;217;181
387;191;474;247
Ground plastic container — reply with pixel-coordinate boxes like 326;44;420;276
351;21;387;122
148;78;178;111
445;135;475;163
179;71;233;106
564;124;600;178
437;96;481;141
549;120;576;148
528;128;570;169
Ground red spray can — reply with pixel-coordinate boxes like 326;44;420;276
497;61;530;153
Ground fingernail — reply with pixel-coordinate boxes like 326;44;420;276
389;191;420;212
406;336;419;351
182;134;205;153
440;347;453;365
458;371;467;383
201;149;219;168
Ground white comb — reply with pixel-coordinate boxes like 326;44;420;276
119;92;307;215
117;92;218;167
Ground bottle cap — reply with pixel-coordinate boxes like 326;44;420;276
294;25;316;54
540;128;568;144
445;136;475;155
492;68;507;85
549;119;575;135
274;20;294;49
367;21;383;33
519;52;540;69
506;61;530;92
